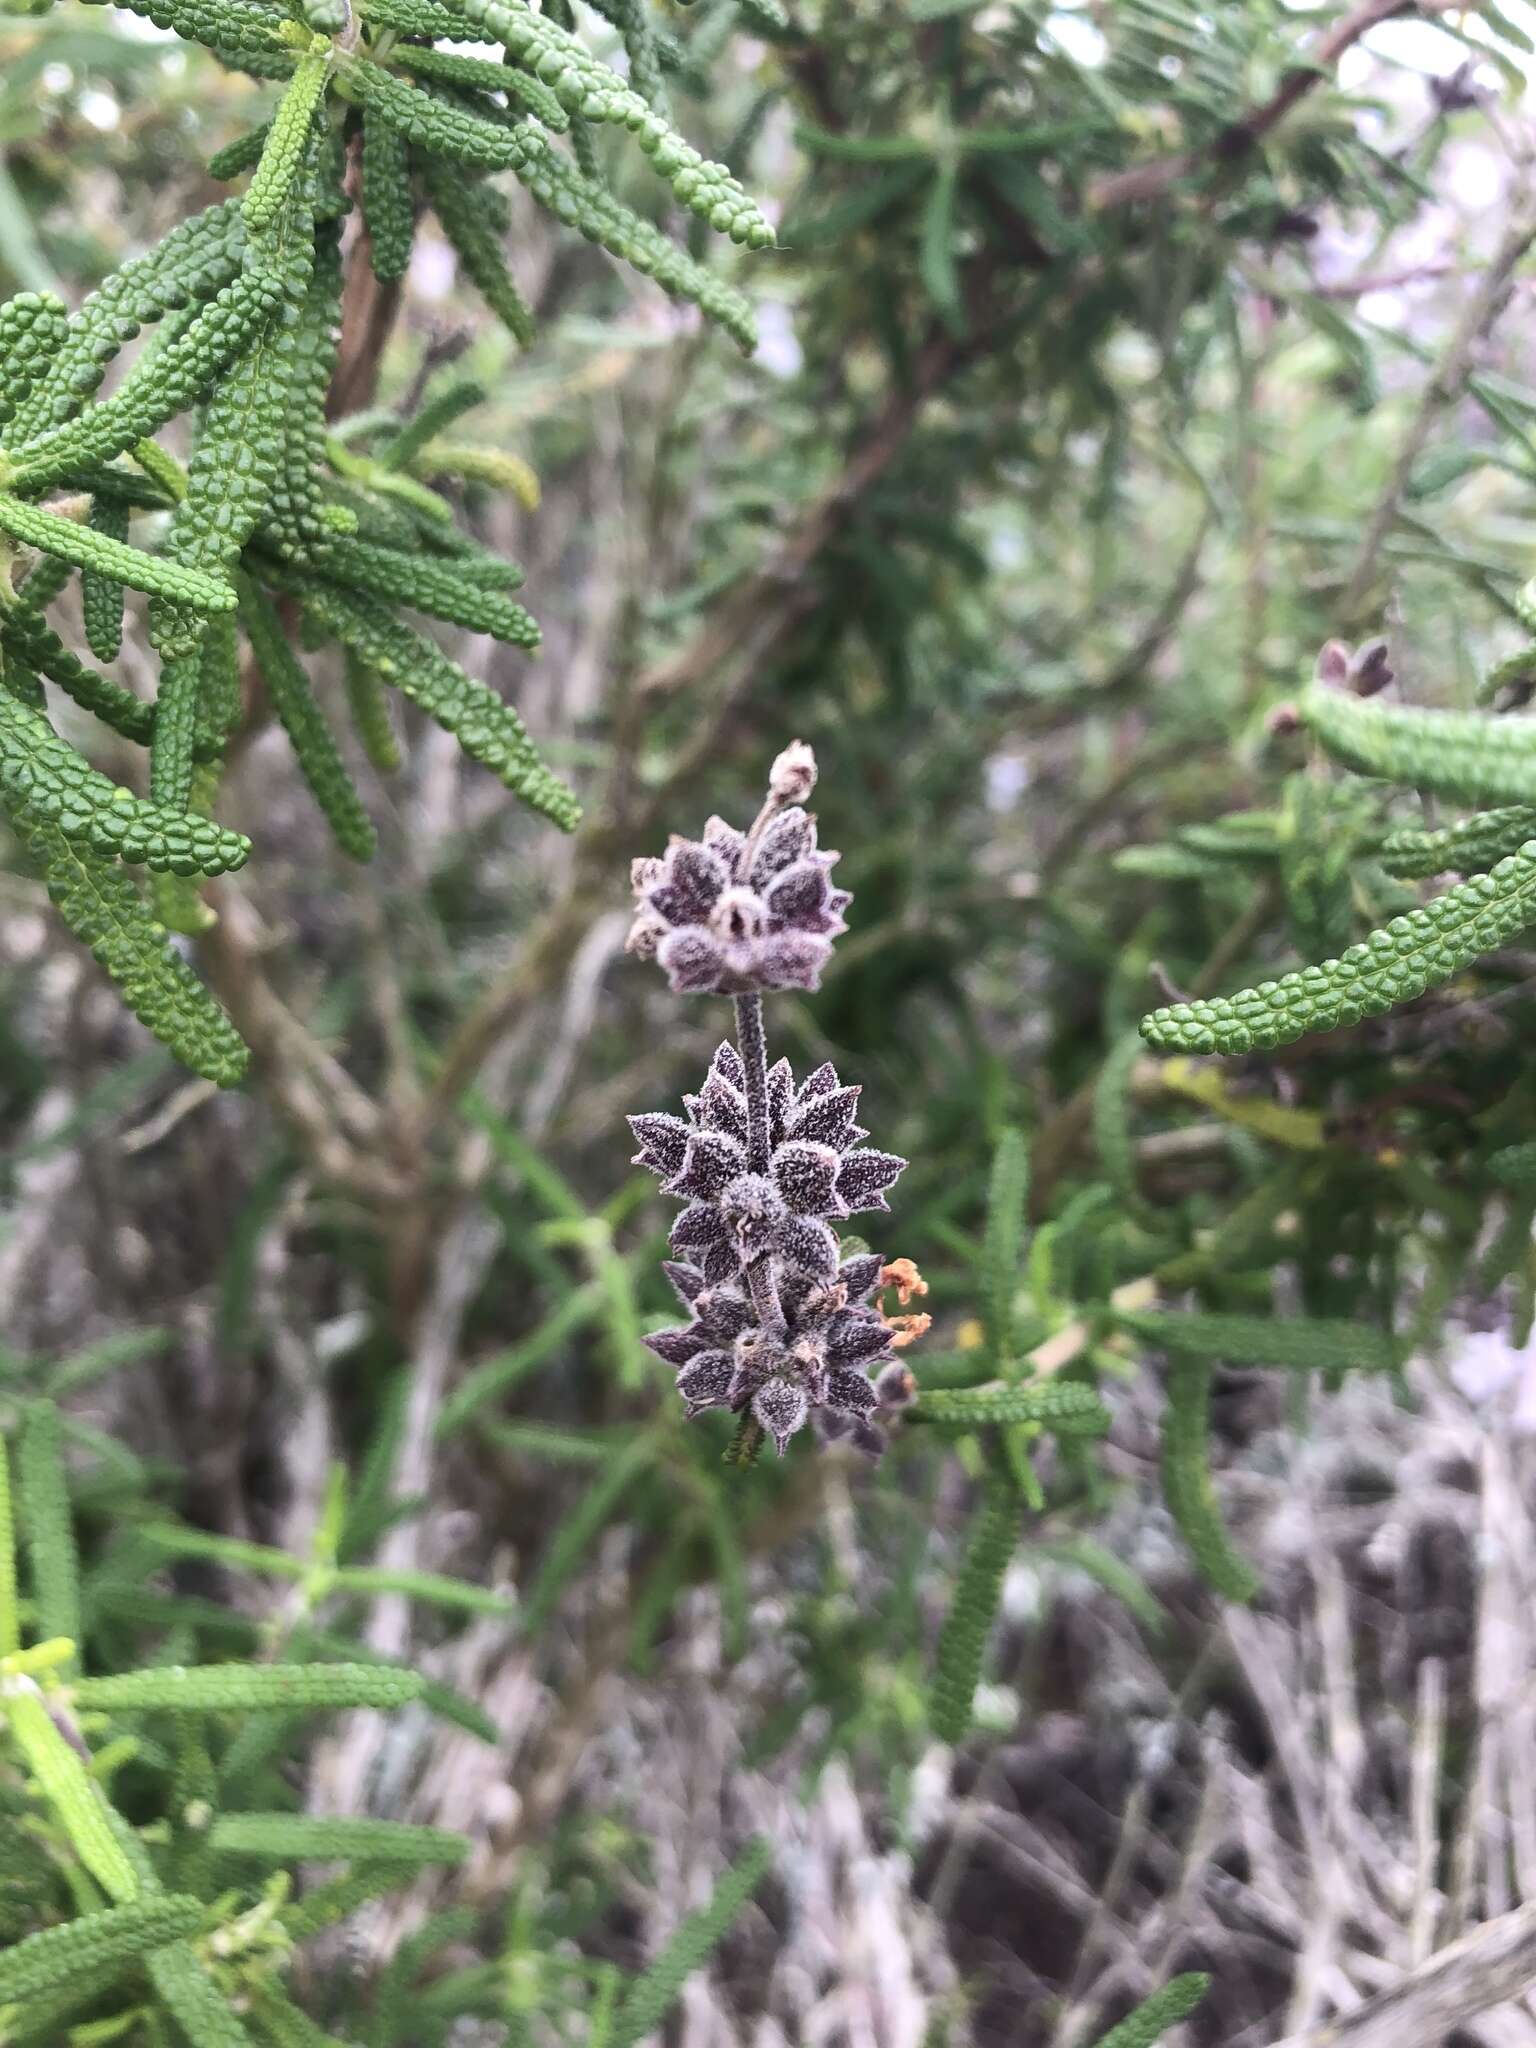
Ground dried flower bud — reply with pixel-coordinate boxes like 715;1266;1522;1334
883;1312;932;1350
1431;61;1482;113
768;738;817;806
881;1257;928;1306
1349;636;1394;697
1314;641;1351;688
1312;636;1395;699
1270;208;1318;242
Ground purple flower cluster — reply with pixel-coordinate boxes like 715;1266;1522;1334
631;1048;910;1455
631;1043;903;1290
626;806;849;997
626;742;923;1458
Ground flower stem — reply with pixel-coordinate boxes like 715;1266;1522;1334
745;1256;785;1335
723;1414;765;1469
734;991;785;1336
734;992;771;1175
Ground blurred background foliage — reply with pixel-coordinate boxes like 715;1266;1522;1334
9;1;1536;2042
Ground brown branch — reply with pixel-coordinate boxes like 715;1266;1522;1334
1338;191;1536;625
1266;1899;1536;2048
1088;0;1417;212
1311;262;1459;299
329;137;403;420
199;887;409;1202
632;322;973;710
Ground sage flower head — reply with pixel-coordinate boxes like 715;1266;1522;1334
629;1047;905;1288
626;743;923;1459
632;1047;910;1455
647;1245;903;1455
626;771;851;995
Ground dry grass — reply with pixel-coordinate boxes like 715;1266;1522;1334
287;1352;1536;2047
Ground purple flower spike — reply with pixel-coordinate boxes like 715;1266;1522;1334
626;744;924;1458
636;1048;910;1452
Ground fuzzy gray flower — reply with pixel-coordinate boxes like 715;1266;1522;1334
626;806;851;996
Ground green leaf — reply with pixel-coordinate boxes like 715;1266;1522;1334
138;1524;308;1579
930;1477;1017;1743
293;581;580;830
1117;1309;1395;1376
918;160;963;331
360;108;415;283
14;816;248;1085
1093;1028;1145;1207
0;603;157;746
912;1379;1110;1434
276;1863;406;1941
424;0;773;244
1141;842;1536;1054
1301;682;1536;808
16;1398;80;1655
419;161;536;348
341;651;401;773
1491;1142;1536;1191
1089;1973;1211;2048
0;688;249;878
152;193;314;657
147;1938;257;2048
156;673;214;850
80;496;129;662
981;1127;1028;1360
0;493;236;614
396;42;569;131
499;137;758;350
72;1662;427;1715
1159;1355;1258;1603
0;1438;16;1661
326;1565;512;1616
246;1977;354;2048
288;1627;498;1744
3;201;245;447
10;271;282;494
0;291;69;429
244;50;331;234
209;1813;468;1865
2;1687;139;1902
240;582;377;862
207;122;271;181
611;1838;770;2047
381;379;486;474
1379;806;1536;879
314;534;539;645
0;1894;203;2005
